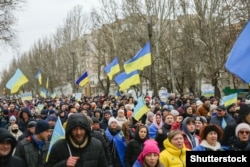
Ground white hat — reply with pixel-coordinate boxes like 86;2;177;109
235;123;250;136
9;115;16;121
196;100;203;106
108;117;118;126
170;110;179;116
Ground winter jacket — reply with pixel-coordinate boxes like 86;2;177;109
192;140;225;151
106;127;126;167
155;123;171;151
228;136;250;151
160;138;187;167
210;113;236;129
46;113;107;167
15;135;49;167
125;125;148;167
0;128;25;167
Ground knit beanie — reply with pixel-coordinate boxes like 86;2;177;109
35;120;50;134
108;117;118;126
138;139;160;164
235;123;250;137
9;115;16;121
126;110;133;117
141;139;160;157
170;110;179;116
28;121;37;128
194;116;207;124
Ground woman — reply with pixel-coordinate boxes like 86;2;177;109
181;117;201;149
105;117;126;167
133;139;163;167
148;114;163;139
0;128;25;167
9;124;23;141
192;124;224;151
125;125;149;167
160;130;188;167
155;113;174;151
228;123;250;151
182;105;195;119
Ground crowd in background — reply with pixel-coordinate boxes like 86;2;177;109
0;92;250;167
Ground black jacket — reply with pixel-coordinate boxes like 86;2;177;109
0;128;25;167
15;135;49;167
124;125;148;167
229;136;250;151
46;113;107;167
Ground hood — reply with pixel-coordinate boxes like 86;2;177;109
0;128;16;156
65;113;91;140
134;125;149;142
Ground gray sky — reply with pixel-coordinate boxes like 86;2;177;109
0;0;97;72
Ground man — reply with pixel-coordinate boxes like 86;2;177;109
46;113;107;167
15;120;51;167
0;128;25;167
18;120;37;142
210;105;236;129
196;97;210;117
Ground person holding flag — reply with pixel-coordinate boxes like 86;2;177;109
46;113;107;167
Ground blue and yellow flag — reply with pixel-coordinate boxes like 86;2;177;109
222;93;237;107
133;96;149;121
75;71;90;87
114;70;140;91
225;21;250;83
6;68;28;93
40;88;47;98
46;117;65;162
35;70;42;85
104;57;120;80
124;42;151;74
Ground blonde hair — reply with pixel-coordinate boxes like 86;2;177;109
168;130;182;141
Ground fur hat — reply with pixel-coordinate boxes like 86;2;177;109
35;120;50;134
108;117;118;126
235;123;250;137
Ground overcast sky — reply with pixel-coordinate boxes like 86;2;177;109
0;0;97;72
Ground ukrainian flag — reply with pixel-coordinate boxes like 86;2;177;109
6;68;28;93
124;42;151;74
46;117;65;162
222;93;237;107
104;57;120;80
75;71;90;87
35;70;42;85
40;88;47;98
133;96;149;121
114;70;140;91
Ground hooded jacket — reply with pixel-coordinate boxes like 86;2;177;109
160;138;187;167
0;128;25;167
46;113;107;167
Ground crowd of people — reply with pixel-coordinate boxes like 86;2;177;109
0;92;249;167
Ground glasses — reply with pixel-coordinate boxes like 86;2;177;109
239;131;250;135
